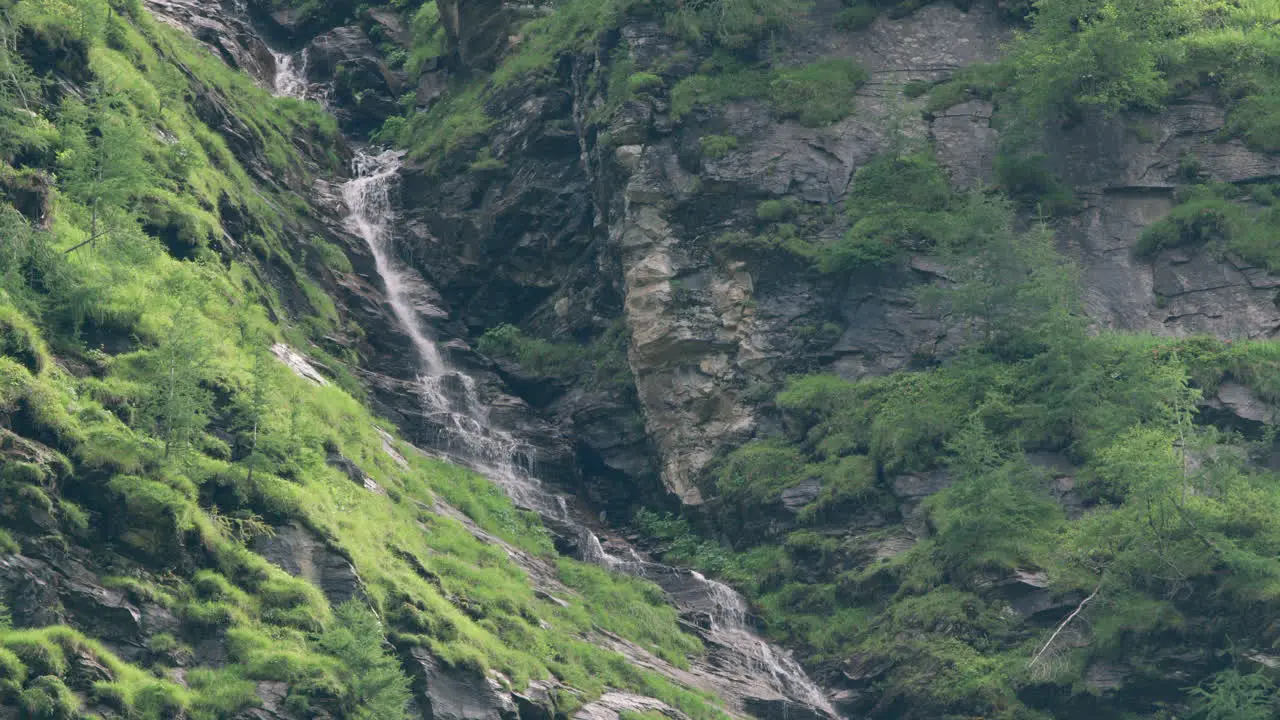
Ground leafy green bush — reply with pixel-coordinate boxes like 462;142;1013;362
1131;184;1280;270
1005;0;1192;120
993;151;1077;216
769;59;868;126
667;0;810;47
699;134;739;159
1136;189;1237;256
716;442;807;505
755;199;797;222
671;62;772;119
0;529;18;554
477;322;634;390
468;147;506;173
319;602;412;720
1188;669;1277;720
18;675;79;720
627;72;664;95
815;150;963;272
902;79;931;98
835;3;880;31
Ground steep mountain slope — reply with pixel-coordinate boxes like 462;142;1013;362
214;0;1280;717
10;0;1280;718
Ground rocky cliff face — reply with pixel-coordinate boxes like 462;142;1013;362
401;0;1280;508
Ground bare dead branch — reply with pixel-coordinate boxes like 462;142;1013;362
1029;582;1102;667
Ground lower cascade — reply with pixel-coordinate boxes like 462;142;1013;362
341;150;836;718
271;49;310;99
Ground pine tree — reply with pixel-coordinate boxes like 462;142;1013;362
319;602;412;720
57;88;149;252
233;319;277;484
147;312;212;458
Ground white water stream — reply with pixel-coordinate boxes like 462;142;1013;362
581;533;835;715
340;150;569;520
342;151;834;715
341;150;834;717
271;49;310;99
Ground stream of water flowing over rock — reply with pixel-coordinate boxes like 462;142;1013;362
341;150;835;718
340;150;572;521
271;49;310;99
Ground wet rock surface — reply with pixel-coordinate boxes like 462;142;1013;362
145;0;276;80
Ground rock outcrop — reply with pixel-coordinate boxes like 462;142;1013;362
436;0;517;71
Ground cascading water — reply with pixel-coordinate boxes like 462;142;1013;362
341;151;833;716
585;531;836;716
271;49;310;99
340;150;570;521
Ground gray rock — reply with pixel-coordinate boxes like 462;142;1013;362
891;470;954;499
145;0;275;82
780;479;822;512
511;679;558;720
1085;662;1131;694
931;101;998;189
306;27;401;135
1207;381;1276;424
252;523;364;606
573;692;686;720
437;0;517;70
405;648;516;720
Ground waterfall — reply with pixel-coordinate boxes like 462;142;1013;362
342;150;834;717
583;529;837;716
169;6;838;716
340;150;571;522
271;49;310;100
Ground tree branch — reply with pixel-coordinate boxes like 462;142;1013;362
1029;581;1102;667
63;230;109;254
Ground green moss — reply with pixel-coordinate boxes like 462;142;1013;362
468;147;506;173
698;134;739;159
0;529;18;554
769;58;868;126
755;199;797;222
671;61;771;119
18;675;79;719
308;236;353;273
0;300;52;374
626;72;665;95
478;321;634;392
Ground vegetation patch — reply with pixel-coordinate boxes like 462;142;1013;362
478;321;635;392
1136;182;1280;269
699;134;739;159
769;58;868;127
